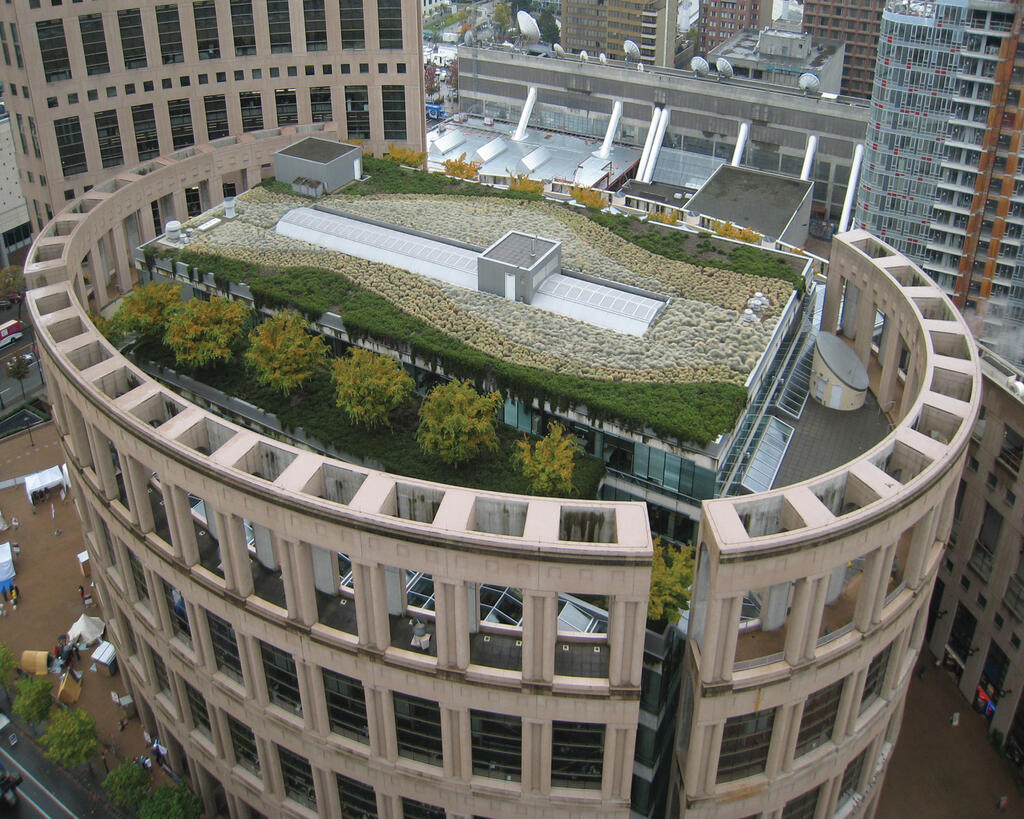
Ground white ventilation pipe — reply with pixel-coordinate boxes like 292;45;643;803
636;107;662;180
596;101;623;159
511;87;538;142
731;121;749;167
642;107;671;183
800;135;818;181
838;144;865;233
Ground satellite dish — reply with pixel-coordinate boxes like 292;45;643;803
798;73;821;94
463;28;475;46
580;50;589;63
599;52;608;64
690;56;710;76
517;10;541;44
623;39;641;61
553;42;566;58
716;57;734;79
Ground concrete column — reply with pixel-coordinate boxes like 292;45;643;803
86;425;118;500
284;539;318;626
383;565;405;615
608;597;646;688
765;703;796;779
172;190;189;223
876;322;903;414
698;721;724;795
603;724;635;800
310;544;337;594
441;706;471;782
239;634;263;704
250;521;276;569
871;543;898;626
526;719;552;795
522;591;557;684
109;221;133;293
802;575;830;661
853;291;876;365
295;660;316;731
855;547;888;632
433;580;468;671
832;675;859;744
785;578;815;665
353;564;386;650
779;701;803;773
840;279;859;338
304;663;330;736
370;685;397;762
826;563;846;604
165;484;199;565
762;581;790;631
124;455;155;533
217;512;254;597
64;403;93;469
903;511;936;591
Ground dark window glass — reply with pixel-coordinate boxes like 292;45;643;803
275;88;297;125
795;679;843;756
207;611;243;681
782;785;820;819
161;579;192;644
337;773;377;818
471;710;521;781
193;1;221;59
839;748;867;805
266;0;291;53
344;85;370;139
860;644;891;712
132;103;160;160
168;98;195;150
240;91;263;131
551;721;603;789
37;20;72;82
303;0;327;51
204;94;229;140
376;0;401;49
309;86;332;122
717;709;775;782
339;0;364;49
393;692;442;766
278;746;316;809
126;549;149;602
94;110;123;169
156;5;184;64
322;668;368;742
0;24;9;67
78;14;109;75
261;641;302;714
151;648;169;691
13;114;26;155
9;22;22;69
381;85;406;140
184;681;210;734
230;0;256;55
401;798;444;819
117;9;147;69
227;714;260;774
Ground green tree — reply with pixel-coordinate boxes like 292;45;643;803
103;760;152;808
111;281;183;342
0;264;25;297
513;422;579;496
12;675;53;728
332;348;415;429
6;355;30;401
88;310;124;345
492;1;511;37
244;311;328;395
138;783;203;819
164;296;249;369
647;539;695;624
537;9;559;43
0;643;16;702
41;707;99;768
417;379;503;467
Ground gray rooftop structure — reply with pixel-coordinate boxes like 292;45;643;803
709;27;845;94
482;233;558;267
276;137;359;163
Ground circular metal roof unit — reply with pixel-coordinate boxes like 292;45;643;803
799;73;821;94
624;39;641;60
715;57;734;79
690;56;710;76
517;10;541;44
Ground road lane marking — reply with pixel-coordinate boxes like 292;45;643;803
0;745;79;818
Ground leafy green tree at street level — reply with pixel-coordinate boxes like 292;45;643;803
332;348;415;429
0;265;25;297
492;1;511;37
12;675;53;728
6;355;30;401
103;759;152;808
138;782;203;819
537;9;559;43
244;311;328;395
417;379;503;467
41;707;99;768
164;296;249;369
647;539;695;624
513;422;579;496
111;281;183;342
0;643;16;700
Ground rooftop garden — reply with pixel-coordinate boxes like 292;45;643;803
148;158;800;446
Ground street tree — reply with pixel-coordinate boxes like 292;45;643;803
41;707;99;769
103;760;152;808
538;9;559;43
12;675;53;729
0;643;16;702
244;311;328;395
138;783;203;819
6;355;31;401
448;58;459;88
0;265;25;316
164;296;249;369
112;281;183;343
513;422;579;496
647;539;695;624
425;62;439;98
332;348;415;429
417;379;503;467
492;2;511;37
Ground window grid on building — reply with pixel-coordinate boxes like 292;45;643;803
227;714;260;774
551;721;604;789
322;668;369;742
303;0;327;51
230;0;257;56
167;99;195;150
860;644;892;713
161;579;192;644
184;681;211;735
207;611;244;682
156;5;184;64
782;784;821;819
339;0;365;49
393;692;442;766
309;86;332;122
266;0;292;53
37;20;72;82
117;8;147;69
278;745;316;809
344;86;370;140
376;0;402;49
132;103;160;160
240;91;264;131
94;110;123;169
193;1;221;60
381;85;406;141
717;709;775;782
795;679;844;757
204;94;229;140
275;88;298;126
260;641;302;714
336;772;377;818
126;550;150;603
839;747;867;805
401;797;445;819
78;14;109;76
470;709;522;781
151;648;170;692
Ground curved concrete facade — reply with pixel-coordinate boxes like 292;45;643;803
25;131;982;819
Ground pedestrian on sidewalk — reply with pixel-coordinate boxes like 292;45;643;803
10;586;18;611
950;711;960;727
998;794;1008;810
917;664;927;680
78;585;85;607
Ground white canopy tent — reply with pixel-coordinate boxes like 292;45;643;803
0;542;13;593
24;465;69;505
67;614;105;646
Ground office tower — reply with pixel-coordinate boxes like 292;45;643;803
802;0;886;98
562;0;680;65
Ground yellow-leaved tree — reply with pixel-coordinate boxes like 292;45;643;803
111;280;183;342
417;379;503;467
385;144;427;168
331;348;415;428
244;311;328;395
513;422;579;496
164;296;250;368
443;152;479;180
647;539;695;624
570;186;606;210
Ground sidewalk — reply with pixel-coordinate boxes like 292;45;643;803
0;423;169;809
